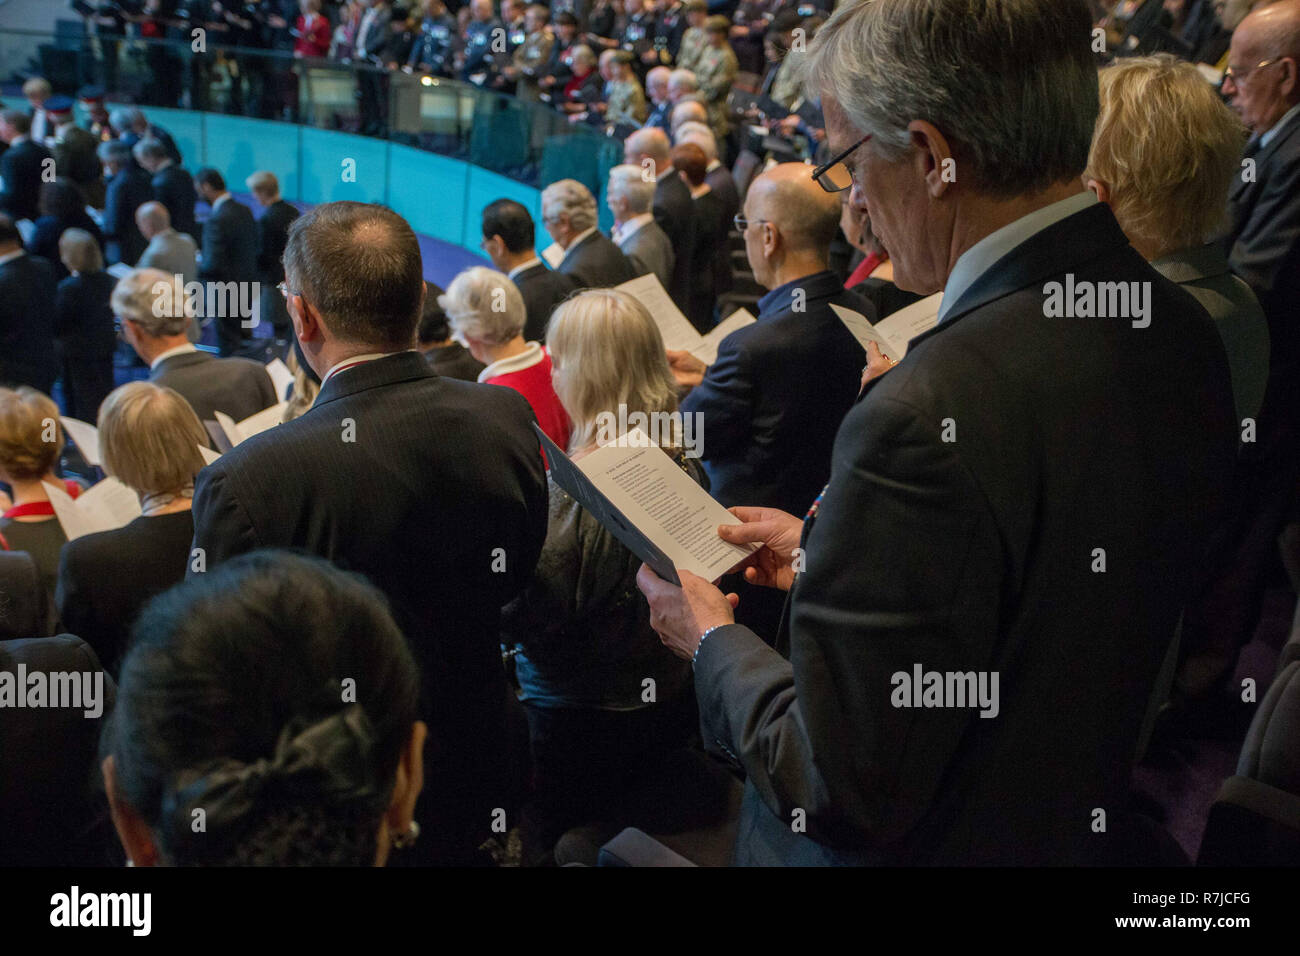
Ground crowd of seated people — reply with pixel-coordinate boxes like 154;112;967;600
2;0;1299;871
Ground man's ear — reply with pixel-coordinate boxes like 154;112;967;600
378;721;427;864
102;755;160;867
761;220;780;260
289;290;323;344
909;120;955;199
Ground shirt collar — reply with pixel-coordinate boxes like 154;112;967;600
322;351;401;385
212;193;232;210
508;256;544;279
150;342;198;370
562;227;598;257
613;212;653;245
756;269;840;318
477;340;545;382
0;248;25;267
1261;101;1300;150
939;191;1097;322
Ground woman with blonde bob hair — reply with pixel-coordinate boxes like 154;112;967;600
55;382;210;675
501;289;703;864
1084;53;1269;424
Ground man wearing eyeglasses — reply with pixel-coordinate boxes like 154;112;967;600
1201;0;1300;733
638;0;1235;865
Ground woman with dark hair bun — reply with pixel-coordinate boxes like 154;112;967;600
29;178;104;282
101;550;426;867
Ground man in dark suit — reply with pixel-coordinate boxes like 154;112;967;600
0;634;117;866
135;138;198;240
114;267;277;422
189;202;549;864
1179;0;1300;726
609;164;676;290
247;171;300;342
481;198;576;342
98;140;152;266
0;111;52;223
676;163;870;517
639;0;1236;866
0;216;58;393
542;179;637;289
195;168;260;356
625;127;697;311
642;66;673;130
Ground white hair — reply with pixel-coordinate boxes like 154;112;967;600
607;165;655;214
438;266;526;346
674;122;717;160
668;69;698;92
806;0;1100;197
111;267;194;337
541;178;598;232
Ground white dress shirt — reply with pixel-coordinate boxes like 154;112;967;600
507;257;544;280
477;340;546;382
938;191;1097;322
149;343;198;370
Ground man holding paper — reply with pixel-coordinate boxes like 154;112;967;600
674;162;872;518
638;0;1235;865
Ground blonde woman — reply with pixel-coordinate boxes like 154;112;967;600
500;288;703;862
55;382;208;675
1085;53;1268;424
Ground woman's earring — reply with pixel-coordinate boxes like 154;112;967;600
392;819;420;850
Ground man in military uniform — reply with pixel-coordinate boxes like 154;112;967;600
675;0;709;74
458;0;504;82
603;50;648;127
499;4;555;101
695;16;739;142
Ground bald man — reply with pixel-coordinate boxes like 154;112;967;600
670;99;709;135
136;201;198;287
675;163;875;516
625;126;698;314
1191;0;1300;719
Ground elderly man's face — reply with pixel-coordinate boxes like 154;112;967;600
1222;26;1295;132
823;95;942;295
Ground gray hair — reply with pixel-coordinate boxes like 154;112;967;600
607;164;655;214
58;228;103;273
541;179;598;232
111;267;193;337
439;266;526;346
571;44;597;68
98;139;133;165
110;105;145;134
668;69;698;92
807;0;1100;198
132;138;170;166
674;122;717;160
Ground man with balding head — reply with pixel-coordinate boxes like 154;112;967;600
136;202;198;286
676;162;872;515
190;201;549;865
639;0;1234;866
669;99;708;135
1206;0;1300;722
643;65;673;130
625;126;697;312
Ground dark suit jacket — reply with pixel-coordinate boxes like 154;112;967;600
143;123;182;165
557;229;636;289
102;165;153;265
152;164;199;239
189;351;549;859
55;510;195;677
620;218;675;292
0;252;58;392
513;261;576;342
29;211;103;282
681;269;872;516
52;125;104;207
256;199;299;284
1226;115;1300;373
694;202;1236;865
150;350;278;422
0;139;52;222
200;196;259;284
653;167;697;308
705;163;740;227
0;634;117;865
54;271;117;359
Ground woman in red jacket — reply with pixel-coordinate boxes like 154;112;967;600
294;0;332;58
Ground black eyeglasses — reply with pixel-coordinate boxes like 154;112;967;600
812;134;871;193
